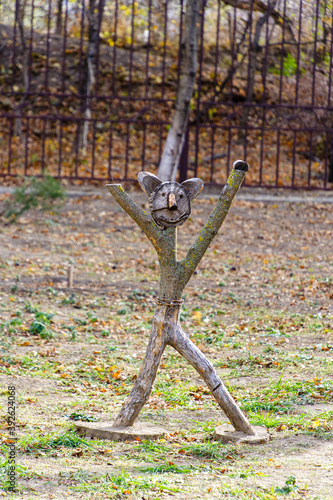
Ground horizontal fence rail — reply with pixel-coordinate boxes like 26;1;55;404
0;0;332;188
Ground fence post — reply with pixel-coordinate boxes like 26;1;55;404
178;123;189;183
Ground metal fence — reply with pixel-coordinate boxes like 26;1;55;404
0;0;332;188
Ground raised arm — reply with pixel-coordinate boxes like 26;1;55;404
107;184;163;253
181;161;248;285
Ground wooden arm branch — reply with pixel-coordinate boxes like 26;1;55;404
107;184;175;257
181;161;248;286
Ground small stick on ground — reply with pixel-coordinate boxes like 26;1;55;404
67;265;74;288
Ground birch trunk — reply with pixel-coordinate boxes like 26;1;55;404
78;0;105;152
157;0;201;182
14;0;29;137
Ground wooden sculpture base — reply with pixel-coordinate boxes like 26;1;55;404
214;424;269;444
74;421;167;442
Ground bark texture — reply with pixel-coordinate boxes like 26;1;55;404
107;163;254;434
157;0;201;182
78;0;105;152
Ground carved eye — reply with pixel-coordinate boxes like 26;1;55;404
180;194;183;199
161;192;166;197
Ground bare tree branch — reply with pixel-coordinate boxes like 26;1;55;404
170;325;255;434
222;0;296;42
239;0;277;141
181;161;248;286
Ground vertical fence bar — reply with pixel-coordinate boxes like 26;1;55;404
128;0;135;98
91;120;96;179
75;0;86;177
226;128;232;179
213;0;221;105
45;0;52;91
312;0;320;107
291;0;303;188
61;0;69;94
24;117;29;175
291;130;296;188
11;0;19;93
278;0;287;108
259;0;272;186
327;2;333;185
308;130;313;188
108;124;113;180
111;0;118;96
295;0;303;106
41;118;47;174
78;0;86;93
125;122;130;180
161;0;168;99
242;0;255;168
209;0;221;183
28;0;34;95
178;125;189;182
7;119;14;175
58;120;63;178
229;0;238;103
275;129;280;187
158;0;169;168
177;0;184;90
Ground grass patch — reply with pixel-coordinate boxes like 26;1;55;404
18;430;93;454
3;175;65;222
139;463;197;474
71;470;182;495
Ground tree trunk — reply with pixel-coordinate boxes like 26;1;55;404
222;0;295;42
14;0;29;137
170;325;255;435
238;0;277;143
329;134;333;183
157;0;202;182
113;303;178;427
56;0;63;36
78;0;105;153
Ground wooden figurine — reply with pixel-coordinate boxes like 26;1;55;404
137;172;204;228
84;161;268;444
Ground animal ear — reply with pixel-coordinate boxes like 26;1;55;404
181;178;204;200
137;171;162;196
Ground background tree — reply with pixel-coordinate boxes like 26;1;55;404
78;0;105;153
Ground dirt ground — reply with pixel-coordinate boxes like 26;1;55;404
0;183;332;499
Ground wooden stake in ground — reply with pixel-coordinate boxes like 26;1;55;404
76;161;269;443
67;265;74;288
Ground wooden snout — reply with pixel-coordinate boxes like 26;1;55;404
168;192;177;209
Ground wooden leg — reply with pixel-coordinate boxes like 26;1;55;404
113;305;175;427
169;325;255;435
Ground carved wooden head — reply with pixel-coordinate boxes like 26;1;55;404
138;172;204;228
